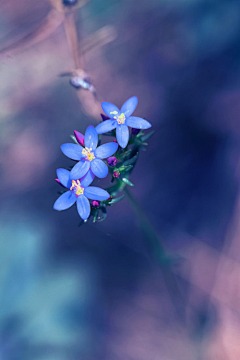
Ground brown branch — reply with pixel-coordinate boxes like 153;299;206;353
0;9;63;59
63;12;81;69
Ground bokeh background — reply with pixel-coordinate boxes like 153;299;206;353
1;0;240;359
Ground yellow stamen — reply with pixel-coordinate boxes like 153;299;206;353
117;113;126;124
82;147;95;161
70;180;84;196
110;111;118;115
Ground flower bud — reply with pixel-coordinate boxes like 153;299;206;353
113;170;120;178
92;200;100;207
107;156;117;167
74;130;85;146
101;114;110;121
132;128;140;135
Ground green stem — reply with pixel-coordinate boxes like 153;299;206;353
124;186;186;323
124;187;170;264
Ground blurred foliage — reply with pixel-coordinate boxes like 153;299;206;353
0;216;98;360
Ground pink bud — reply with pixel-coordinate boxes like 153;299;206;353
74;130;85;146
113;170;120;178
92;200;100;207
55;178;61;184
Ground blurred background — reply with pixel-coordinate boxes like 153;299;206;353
1;0;240;359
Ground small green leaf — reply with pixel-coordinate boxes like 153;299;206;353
122;153;139;166
136;131;144;138
107;195;125;205
122;178;134;186
70;135;79;144
93;209;99;223
118;149;132;160
141;130;154;141
118;165;133;173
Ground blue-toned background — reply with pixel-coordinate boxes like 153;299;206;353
1;0;240;359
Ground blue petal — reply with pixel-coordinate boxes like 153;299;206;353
70;160;90;180
121;96;138;117
80;169;95;187
84;125;98;150
101;101;120;118
90;159;108;178
95;120;117;134
95;142;118;159
61;143;83;160
116;124;129;148
126;116;152;129
84;187;110;201
53;191;76;211
77;195;90;220
56;168;71;188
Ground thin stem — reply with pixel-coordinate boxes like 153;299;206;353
124;186;169;263
63;11;82;69
124;186;186;323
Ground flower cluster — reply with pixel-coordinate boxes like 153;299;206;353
54;96;152;222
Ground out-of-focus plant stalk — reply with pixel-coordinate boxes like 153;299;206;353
49;0;83;69
124;186;169;263
124;186;186;322
63;11;82;69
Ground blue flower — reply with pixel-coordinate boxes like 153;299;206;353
53;169;110;220
61;125;118;180
95;96;152;148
